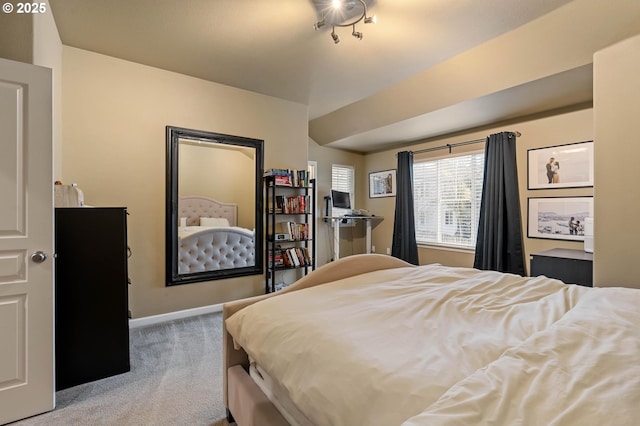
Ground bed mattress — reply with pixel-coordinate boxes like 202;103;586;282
226;263;589;425
249;360;314;426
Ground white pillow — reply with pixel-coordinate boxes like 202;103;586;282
199;217;230;227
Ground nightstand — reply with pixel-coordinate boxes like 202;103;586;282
530;248;593;287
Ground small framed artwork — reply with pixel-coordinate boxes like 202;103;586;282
528;196;594;241
527;141;594;189
369;169;396;198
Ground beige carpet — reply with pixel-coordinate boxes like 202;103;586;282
13;313;230;426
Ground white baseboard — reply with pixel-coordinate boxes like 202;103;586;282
129;303;223;329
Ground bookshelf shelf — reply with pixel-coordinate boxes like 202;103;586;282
272;264;313;272
264;171;315;293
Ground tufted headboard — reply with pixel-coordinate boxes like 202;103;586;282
178;196;238;227
178;227;255;273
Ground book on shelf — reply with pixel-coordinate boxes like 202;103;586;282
288;248;300;266
267;195;283;214
275;195;285;213
268;249;285;267
269;195;309;214
293;169;309;187
275;175;292;186
277;247;311;268
264;168;310;187
297;247;312;266
278;221;308;240
281;195;309;214
295;247;306;265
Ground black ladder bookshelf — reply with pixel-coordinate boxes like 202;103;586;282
264;174;315;293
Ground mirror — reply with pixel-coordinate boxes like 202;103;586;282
166;126;264;285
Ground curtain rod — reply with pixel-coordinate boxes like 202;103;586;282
410;131;521;155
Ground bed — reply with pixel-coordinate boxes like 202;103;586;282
222;254;640;426
177;196;255;273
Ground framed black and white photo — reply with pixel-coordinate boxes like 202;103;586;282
527;141;594;189
369;169;396;198
528;196;593;241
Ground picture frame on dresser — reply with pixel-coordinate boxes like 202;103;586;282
369;169;396;198
527;140;594;189
527;196;594;241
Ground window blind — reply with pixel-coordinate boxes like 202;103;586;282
413;152;484;248
331;164;354;216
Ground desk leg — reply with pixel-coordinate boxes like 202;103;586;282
333;220;340;260
365;220;372;254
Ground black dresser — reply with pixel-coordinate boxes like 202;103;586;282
55;207;130;390
530;248;593;287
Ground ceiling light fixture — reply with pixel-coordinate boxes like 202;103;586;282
331;28;341;44
314;0;376;44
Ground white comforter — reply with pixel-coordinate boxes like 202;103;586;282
403;286;640;426
225;264;591;426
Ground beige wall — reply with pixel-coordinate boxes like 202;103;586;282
308;139;366;266
364;108;594;272
61;46;308;317
179;144;255;228
0;1;63;178
32;1;63;179
593;35;640;288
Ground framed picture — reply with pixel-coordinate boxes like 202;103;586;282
528;196;593;241
527;141;594;189
369;169;396;198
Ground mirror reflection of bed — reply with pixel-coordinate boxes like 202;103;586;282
177;196;255;273
166;126;264;285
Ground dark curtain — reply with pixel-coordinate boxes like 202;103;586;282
473;132;525;275
392;151;419;265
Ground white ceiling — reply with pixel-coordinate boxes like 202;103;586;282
49;0;592;152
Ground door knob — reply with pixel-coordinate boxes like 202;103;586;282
31;251;48;263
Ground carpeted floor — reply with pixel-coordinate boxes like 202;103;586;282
14;313;231;426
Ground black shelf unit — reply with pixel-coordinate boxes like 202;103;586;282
264;175;316;293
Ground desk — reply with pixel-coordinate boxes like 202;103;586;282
323;216;384;260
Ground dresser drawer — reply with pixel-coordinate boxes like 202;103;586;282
530;248;593;287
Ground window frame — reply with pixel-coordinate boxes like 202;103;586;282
412;149;485;251
331;164;355;217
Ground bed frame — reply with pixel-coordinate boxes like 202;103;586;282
177;195;255;273
178;227;255;273
222;254;413;426
178;195;238;226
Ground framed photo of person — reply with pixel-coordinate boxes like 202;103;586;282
369;169;396;198
527;196;594;241
527;141;594;189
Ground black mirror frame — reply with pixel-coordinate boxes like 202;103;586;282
165;126;264;286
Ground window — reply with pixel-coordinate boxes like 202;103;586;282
413;152;484;248
331;164;354;216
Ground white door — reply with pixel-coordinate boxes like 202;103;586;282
0;58;54;424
